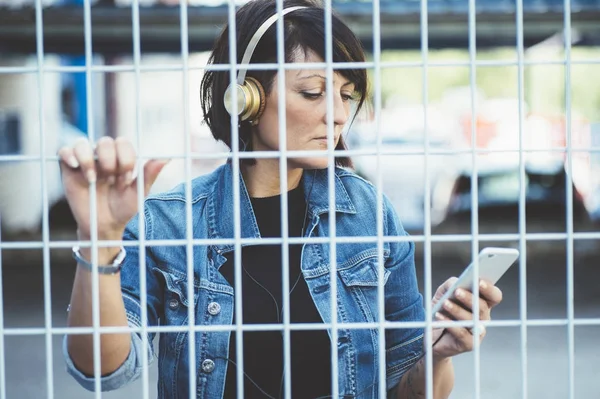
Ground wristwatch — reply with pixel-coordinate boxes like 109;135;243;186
72;246;127;275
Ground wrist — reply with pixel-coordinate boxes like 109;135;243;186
76;228;124;242
432;353;452;367
77;246;123;264
75;229;124;265
73;245;126;275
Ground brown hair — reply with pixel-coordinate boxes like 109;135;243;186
199;0;368;167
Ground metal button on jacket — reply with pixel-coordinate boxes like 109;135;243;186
207;302;221;316
201;359;215;373
168;299;179;310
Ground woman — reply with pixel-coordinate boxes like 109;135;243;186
60;0;503;398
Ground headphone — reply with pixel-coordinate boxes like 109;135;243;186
223;6;307;125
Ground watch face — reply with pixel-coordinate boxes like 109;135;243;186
114;247;127;265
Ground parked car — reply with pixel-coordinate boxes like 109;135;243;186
432;159;598;262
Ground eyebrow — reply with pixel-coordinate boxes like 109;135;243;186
298;73;354;87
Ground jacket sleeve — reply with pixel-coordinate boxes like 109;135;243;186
382;193;425;392
63;210;163;392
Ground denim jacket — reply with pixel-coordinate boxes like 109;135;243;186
64;162;425;398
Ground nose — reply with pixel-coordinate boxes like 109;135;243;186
330;94;350;127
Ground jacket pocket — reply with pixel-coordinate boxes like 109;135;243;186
337;249;391;287
335;249;391;324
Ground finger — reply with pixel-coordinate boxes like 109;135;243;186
142;159;170;196
441;298;485;324
94;137;117;184
469;324;487;341
453;289;491;320
57;146;80;169
478;279;503;308
465;322;487;346
72;138;96;183
435;312;475;352
114;137;137;188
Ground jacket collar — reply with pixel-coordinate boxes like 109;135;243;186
206;162;356;254
301;167;356;219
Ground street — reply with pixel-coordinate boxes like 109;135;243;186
1;241;599;399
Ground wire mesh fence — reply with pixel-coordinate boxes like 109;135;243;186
0;0;599;398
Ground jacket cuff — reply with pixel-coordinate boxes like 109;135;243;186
62;318;152;392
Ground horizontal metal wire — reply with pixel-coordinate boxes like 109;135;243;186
2;146;599;164
1;58;600;75
5;318;600;337
2;231;600;251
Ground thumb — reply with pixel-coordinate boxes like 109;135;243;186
434;277;458;300
142;159;170;195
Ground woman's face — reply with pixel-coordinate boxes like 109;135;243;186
252;49;356;170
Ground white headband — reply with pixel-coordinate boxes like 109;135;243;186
236;6;308;85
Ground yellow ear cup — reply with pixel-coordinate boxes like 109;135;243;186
223;76;266;123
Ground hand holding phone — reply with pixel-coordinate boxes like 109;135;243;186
431;247;519;317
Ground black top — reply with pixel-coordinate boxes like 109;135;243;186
220;184;332;399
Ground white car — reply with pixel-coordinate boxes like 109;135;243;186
347;128;460;234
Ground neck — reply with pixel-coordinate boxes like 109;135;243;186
241;158;304;198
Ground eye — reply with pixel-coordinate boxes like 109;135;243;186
301;91;323;100
341;93;355;102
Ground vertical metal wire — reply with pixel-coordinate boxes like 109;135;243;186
225;1;244;397
323;0;339;397
371;0;387;397
273;0;292;397
33;0;54;395
419;0;434;398
81;0;101;396
0;225;4;399
563;0;575;397
467;0;482;397
130;1;151;398
178;0;197;397
515;0;529;398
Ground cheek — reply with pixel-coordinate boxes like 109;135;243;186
259;99;283;139
285;103;321;136
257;97;322;149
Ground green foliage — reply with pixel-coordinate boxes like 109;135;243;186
369;47;600;122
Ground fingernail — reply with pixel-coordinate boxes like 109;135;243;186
86;170;96;183
480;280;487;290
444;300;453;310
435;312;445;320
456;289;464;299
67;156;79;169
125;171;133;185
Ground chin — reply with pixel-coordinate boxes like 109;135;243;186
289;157;332;170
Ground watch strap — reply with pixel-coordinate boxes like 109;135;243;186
72;246;126;275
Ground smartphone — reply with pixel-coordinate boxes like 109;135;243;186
431;247;519;316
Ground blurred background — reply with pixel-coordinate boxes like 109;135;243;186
1;0;600;398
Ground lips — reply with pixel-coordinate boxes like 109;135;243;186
314;135;339;141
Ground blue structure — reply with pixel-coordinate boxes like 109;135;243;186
61;56;88;136
61;0;87;136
